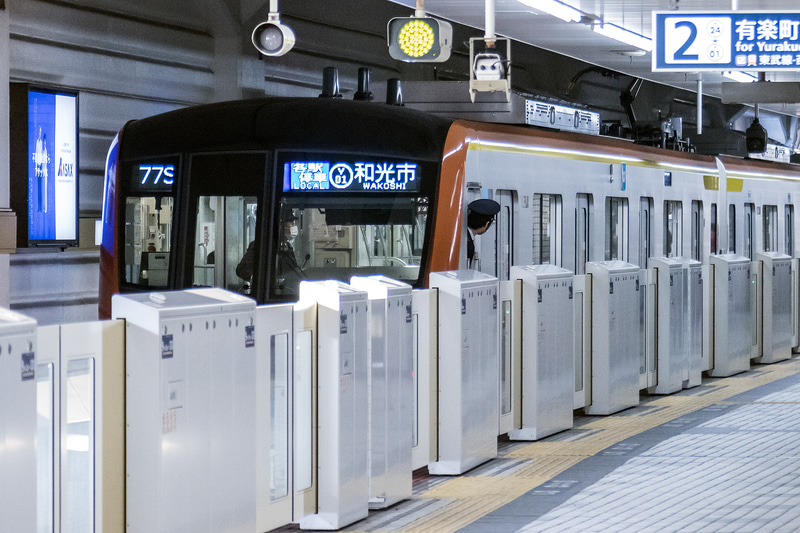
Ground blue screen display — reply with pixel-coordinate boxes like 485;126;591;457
283;159;420;192
28;90;78;242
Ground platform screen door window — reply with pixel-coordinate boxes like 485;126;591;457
664;201;682;257
124;196;173;287
532;193;562;266
270;333;290;501
575;194;591;275
605;197;628;262
763;205;778;253
639;197;653;268
744;203;755;259
786;205;794;256
36;363;55;533
691;201;703;261
193;196;257;295
63;358;94;533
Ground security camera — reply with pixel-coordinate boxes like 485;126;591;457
746;117;767;154
473;53;505;81
252;14;295;57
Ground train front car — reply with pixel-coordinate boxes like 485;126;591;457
98;98;454;316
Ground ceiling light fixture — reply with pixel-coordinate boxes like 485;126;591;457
517;0;582;23
592;21;652;52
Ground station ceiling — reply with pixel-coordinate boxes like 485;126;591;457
387;0;800;117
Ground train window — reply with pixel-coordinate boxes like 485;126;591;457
728;204;736;253
710;203;718;255
763;205;778;253
786;205;795;256
271;196;428;298
691;201;703;261
193;195;258;295
575;194;591;274
532;193;561;266
664;201;682;257
604;197;628;262
123;196;174;287
639;197;653;268
744;203;755;259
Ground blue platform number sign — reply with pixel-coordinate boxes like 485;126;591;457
653;11;800;72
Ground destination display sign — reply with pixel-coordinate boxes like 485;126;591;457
130;158;178;192
653;11;800;71
283;158;421;193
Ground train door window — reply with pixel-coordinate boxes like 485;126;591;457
493;190;515;280
193;195;258;293
532;193;562;266
691;201;703;261
604;197;628;262
744;203;755;259
786;205;795;256
728;204;736;254
763;205;778;252
575;194;591;274
187;153;265;296
710;203;718;255
124;196;174;287
639;197;653;268
664;200;682;257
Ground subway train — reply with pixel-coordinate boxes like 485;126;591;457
95;94;800;529
99;95;800;318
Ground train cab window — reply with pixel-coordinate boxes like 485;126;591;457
786;205;795;256
271;196;429;298
664;201;682;257
604;197;628;262
124;196;174;287
532;193;562;266
763;205;778;253
691;201;703;261
710;203;718;255
729;204;737;254
744;203;755;259
639;197;653;268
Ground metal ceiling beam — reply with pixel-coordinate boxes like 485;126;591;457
721;82;800;105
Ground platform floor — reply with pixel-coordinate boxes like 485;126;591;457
278;355;800;533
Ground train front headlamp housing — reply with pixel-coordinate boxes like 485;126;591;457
387;16;452;63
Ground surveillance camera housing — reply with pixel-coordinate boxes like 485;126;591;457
473;53;505;81
252;17;295;57
746;118;767;154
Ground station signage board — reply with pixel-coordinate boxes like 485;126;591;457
653;11;800;72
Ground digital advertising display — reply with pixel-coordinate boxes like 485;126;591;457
654;11;800;71
282;158;421;193
26;89;78;244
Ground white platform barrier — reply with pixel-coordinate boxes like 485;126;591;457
507;265;574;441
114;289;257;533
708;254;752;377
298;281;370;531
429;270;498;475
0;309;38;533
350;275;414;510
753;252;793;364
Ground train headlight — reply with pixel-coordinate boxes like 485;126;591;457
387;17;452;62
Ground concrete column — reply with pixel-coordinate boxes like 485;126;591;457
0;5;13;308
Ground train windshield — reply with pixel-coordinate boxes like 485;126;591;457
270;195;429;299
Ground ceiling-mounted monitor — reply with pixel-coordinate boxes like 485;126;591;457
10;84;79;248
